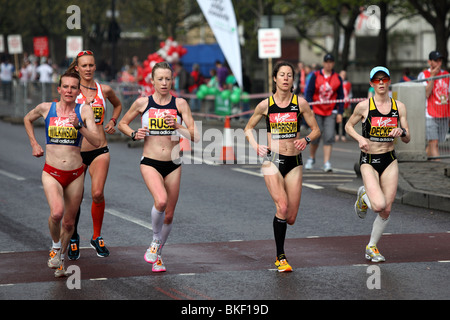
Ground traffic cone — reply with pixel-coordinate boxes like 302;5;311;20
219;116;236;163
180;136;191;152
179;120;191;152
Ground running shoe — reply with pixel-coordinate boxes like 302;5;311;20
144;239;161;264
304;158;315;170
365;245;386;262
152;255;166;272
274;256;293;272
90;236;110;257
54;263;69;278
48;248;62;269
68;234;80;260
354;186;368;219
323;161;332;172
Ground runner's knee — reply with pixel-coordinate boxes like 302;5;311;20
371;199;387;214
50;208;64;224
275;202;288;218
91;190;105;203
154;198;168;212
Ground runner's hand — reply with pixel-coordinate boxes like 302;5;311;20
257;144;269;157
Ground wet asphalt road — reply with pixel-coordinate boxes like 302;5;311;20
1;120;449;310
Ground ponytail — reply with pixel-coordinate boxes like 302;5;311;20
67;59;78;74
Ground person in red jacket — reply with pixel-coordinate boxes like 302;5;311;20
417;50;450;159
304;53;344;172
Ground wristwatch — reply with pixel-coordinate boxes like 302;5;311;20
305;136;311;144
131;130;138;141
74;121;84;130
400;128;407;137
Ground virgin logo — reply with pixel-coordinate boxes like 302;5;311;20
274;113;291;123
54;117;71;127
152;109;175;118
376;117;393;127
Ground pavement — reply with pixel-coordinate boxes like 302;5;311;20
2;100;449;213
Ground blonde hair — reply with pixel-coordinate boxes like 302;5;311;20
152;61;173;79
66;50;95;75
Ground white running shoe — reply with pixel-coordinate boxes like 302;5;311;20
152;255;167;272
354;186;368;219
365;245;386;262
144;239;161;264
54;262;69;278
48;248;62;269
304;158;315;170
323;161;332;172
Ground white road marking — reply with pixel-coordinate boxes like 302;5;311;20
231;168;325;189
0;170;25;181
105;209;152;230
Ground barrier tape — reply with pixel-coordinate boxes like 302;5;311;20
121;73;450;120
411;73;450;83
191;97;368;119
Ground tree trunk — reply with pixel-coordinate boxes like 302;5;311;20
376;1;388;67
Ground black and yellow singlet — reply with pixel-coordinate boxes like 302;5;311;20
362;97;400;143
265;94;302;140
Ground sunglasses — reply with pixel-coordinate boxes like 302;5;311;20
77;50;94;57
371;77;390;84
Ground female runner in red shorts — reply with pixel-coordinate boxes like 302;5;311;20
66;50;122;259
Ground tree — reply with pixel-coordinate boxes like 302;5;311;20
277;0;366;70
408;0;450;67
118;0;202;39
333;3;362;70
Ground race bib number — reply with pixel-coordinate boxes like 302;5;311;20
369;117;397;142
269;112;298;140
146;109;178;135
91;104;105;124
48;117;78;145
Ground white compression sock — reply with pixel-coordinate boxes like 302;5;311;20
151;206;165;241
160;223;173;252
368;214;389;247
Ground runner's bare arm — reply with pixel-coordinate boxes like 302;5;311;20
245;99;269;157
24;103;50;157
118;96;149;140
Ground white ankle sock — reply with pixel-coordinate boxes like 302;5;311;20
52;240;61;249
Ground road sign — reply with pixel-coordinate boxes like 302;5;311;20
66;36;83;58
33;36;49;57
7;34;23;54
0;35;4;53
258;28;281;59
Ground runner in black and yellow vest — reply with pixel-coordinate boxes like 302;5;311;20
245;61;320;272
346;66;410;262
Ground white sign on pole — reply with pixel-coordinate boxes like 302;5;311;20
7;34;23;54
66;36;83;58
197;0;242;89
258;28;281;59
0;35;4;53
